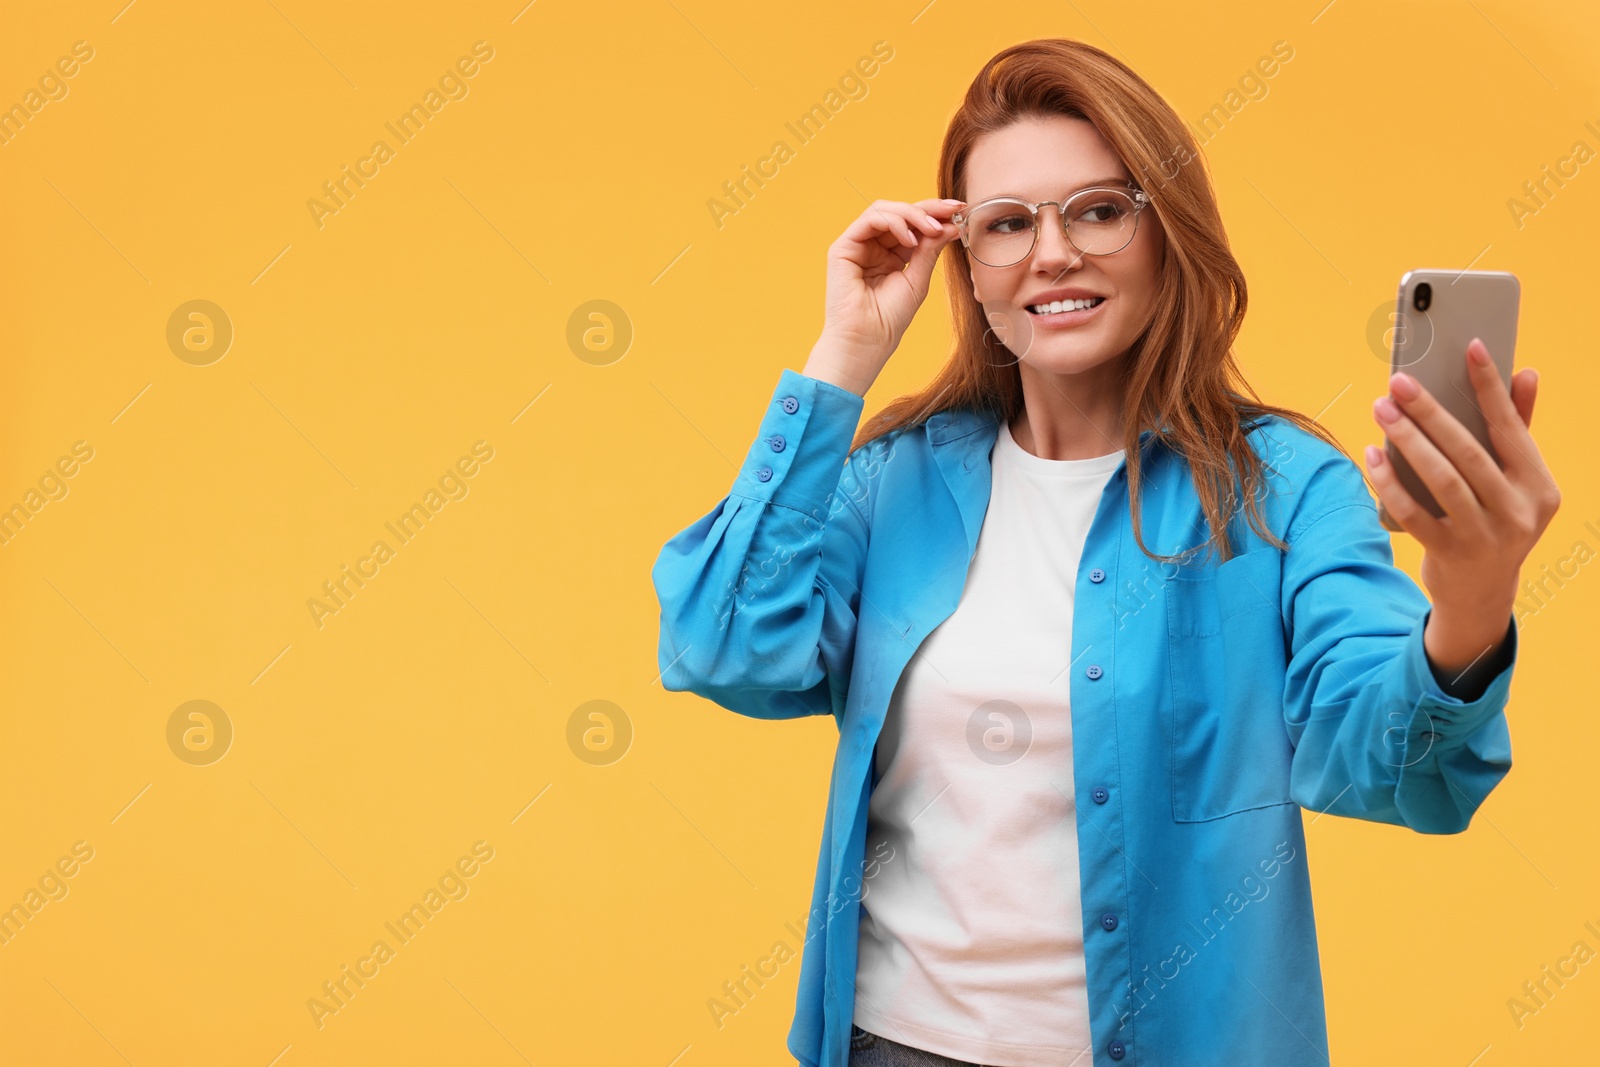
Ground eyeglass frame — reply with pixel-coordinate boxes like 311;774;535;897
951;182;1153;267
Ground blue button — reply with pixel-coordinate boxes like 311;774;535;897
1092;787;1109;804
1086;664;1102;680
1089;568;1105;583
781;396;799;414
1100;912;1118;931
769;434;786;452
756;466;773;482
1109;1041;1126;1060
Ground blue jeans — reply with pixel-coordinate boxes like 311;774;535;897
848;1024;986;1067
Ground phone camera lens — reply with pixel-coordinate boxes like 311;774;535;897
1413;283;1432;312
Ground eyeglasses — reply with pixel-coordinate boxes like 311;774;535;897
952;183;1152;267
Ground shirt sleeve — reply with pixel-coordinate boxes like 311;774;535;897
1278;458;1518;835
651;367;871;721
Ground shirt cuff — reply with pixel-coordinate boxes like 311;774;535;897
733;368;866;512
1402;605;1519;744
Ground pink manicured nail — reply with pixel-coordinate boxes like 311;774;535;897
1389;372;1419;400
1365;444;1384;467
1374;396;1401;423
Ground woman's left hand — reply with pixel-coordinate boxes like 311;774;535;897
1363;337;1561;690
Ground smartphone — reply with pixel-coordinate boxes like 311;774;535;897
1377;268;1519;533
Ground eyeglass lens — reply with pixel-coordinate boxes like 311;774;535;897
964;188;1140;267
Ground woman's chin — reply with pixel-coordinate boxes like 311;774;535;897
1018;340;1124;377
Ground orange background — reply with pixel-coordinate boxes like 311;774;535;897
1;1;1595;1063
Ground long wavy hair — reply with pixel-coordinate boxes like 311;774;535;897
849;37;1346;566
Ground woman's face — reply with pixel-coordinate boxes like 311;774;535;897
962;114;1165;376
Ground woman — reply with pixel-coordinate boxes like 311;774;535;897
652;38;1558;1067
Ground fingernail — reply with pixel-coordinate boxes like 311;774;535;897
1388;372;1419;400
1469;341;1490;365
1364;444;1384;467
942;199;965;205
1374;396;1401;423
1529;369;1539;385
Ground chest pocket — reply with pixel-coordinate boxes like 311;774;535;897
1164;546;1294;822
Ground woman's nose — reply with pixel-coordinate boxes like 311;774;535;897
1031;205;1086;270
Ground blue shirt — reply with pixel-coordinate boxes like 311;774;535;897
652;367;1518;1067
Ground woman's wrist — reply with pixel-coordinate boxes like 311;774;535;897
803;336;884;397
1422;601;1515;700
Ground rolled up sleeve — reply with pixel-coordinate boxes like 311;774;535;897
1279;458;1517;834
651;368;870;721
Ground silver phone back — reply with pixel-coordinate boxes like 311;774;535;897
1385;268;1519;520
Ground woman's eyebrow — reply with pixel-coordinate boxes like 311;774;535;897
970;175;1132;201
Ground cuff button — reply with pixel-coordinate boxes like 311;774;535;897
756;466;773;482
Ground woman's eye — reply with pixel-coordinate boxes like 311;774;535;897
1076;201;1125;224
986;214;1031;234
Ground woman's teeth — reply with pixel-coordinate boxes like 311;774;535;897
1027;296;1105;315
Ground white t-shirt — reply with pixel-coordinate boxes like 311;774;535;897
852;416;1125;1067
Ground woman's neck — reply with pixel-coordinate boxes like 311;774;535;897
1010;359;1127;460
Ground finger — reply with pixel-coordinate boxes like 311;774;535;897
1364;441;1447;543
1387;366;1511;514
902;224;951;291
894;200;967;242
881;214;918;248
1372;394;1485;522
874;200;943;241
852;242;913;279
1461;339;1558;495
859;219;930;276
913;197;967;220
842;202;919;249
849;216;914;252
1457;339;1534;472
834;226;909;276
1510;368;1537;430
893;211;962;257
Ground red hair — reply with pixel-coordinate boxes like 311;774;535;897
851;38;1346;565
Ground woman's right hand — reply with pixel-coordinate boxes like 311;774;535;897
803;198;966;396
